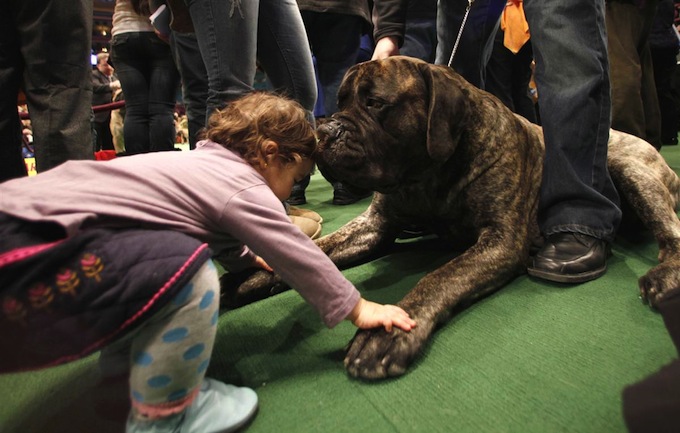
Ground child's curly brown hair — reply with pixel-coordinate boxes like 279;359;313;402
202;91;317;166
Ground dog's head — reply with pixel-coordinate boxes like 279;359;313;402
316;56;469;193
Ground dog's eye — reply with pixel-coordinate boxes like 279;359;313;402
366;98;385;110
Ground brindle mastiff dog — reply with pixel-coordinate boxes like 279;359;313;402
226;56;680;380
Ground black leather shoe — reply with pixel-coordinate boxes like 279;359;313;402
527;232;610;283
286;188;306;206
286;175;310;205
332;182;372;206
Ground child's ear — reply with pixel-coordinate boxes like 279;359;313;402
262;140;279;165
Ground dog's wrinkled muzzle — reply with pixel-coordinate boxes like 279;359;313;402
316;120;345;148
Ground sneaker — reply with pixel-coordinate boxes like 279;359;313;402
126;378;258;433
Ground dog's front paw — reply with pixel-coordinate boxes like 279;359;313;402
343;324;429;380
220;270;288;309
638;260;680;307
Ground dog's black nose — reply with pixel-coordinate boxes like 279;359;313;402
317;120;343;141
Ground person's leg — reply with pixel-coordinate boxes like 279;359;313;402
145;33;180;152
256;0;317;115
126;260;258;432
102;116;115;151
301;11;373;205
606;1;660;148
435;0;506;88
13;0;93;172
525;0;621;283
652;46;679;145
305;12;363;116
639;3;662;148
95;117;115;151
510;41;537;123
400;17;438;63
484;29;518;112
111;33;151;155
0;4;27;182
257;0;317;205
170;31;208;149
187;0;259;120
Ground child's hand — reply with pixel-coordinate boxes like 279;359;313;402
253;256;273;272
347;298;416;332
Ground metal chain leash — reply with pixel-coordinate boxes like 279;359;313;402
447;0;476;68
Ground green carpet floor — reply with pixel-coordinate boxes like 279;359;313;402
2;147;679;433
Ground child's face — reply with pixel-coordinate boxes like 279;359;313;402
260;153;314;202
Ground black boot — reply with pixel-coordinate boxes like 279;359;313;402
287;174;310;206
332;182;372;205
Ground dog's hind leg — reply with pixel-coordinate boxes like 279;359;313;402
608;132;680;306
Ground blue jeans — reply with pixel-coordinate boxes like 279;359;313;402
437;0;621;240
110;32;180;154
186;0;316;121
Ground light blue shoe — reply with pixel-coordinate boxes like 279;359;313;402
126;378;258;433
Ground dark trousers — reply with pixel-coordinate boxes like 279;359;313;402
111;32;180;155
485;30;537;123
401;17;438;63
301;11;364;117
651;46;679;145
170;32;208;149
94;118;115;151
0;0;93;181
606;0;661;149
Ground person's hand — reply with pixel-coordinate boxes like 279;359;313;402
347;298;416;332
253;255;273;272
110;80;121;90
371;36;400;61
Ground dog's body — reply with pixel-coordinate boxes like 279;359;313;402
229;56;680;380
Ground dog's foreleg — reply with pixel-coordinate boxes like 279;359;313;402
344;227;527;380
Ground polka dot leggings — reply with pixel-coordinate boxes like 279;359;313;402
128;259;220;419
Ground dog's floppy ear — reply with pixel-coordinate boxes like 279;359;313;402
419;62;468;160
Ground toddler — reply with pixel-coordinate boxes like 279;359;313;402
0;92;415;433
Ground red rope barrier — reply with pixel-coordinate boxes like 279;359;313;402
93;100;126;113
18;100;126;120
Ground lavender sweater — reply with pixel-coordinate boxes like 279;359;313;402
0;140;360;327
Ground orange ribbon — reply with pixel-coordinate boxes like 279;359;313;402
501;0;530;54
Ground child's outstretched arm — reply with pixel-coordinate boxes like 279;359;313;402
346;298;416;332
